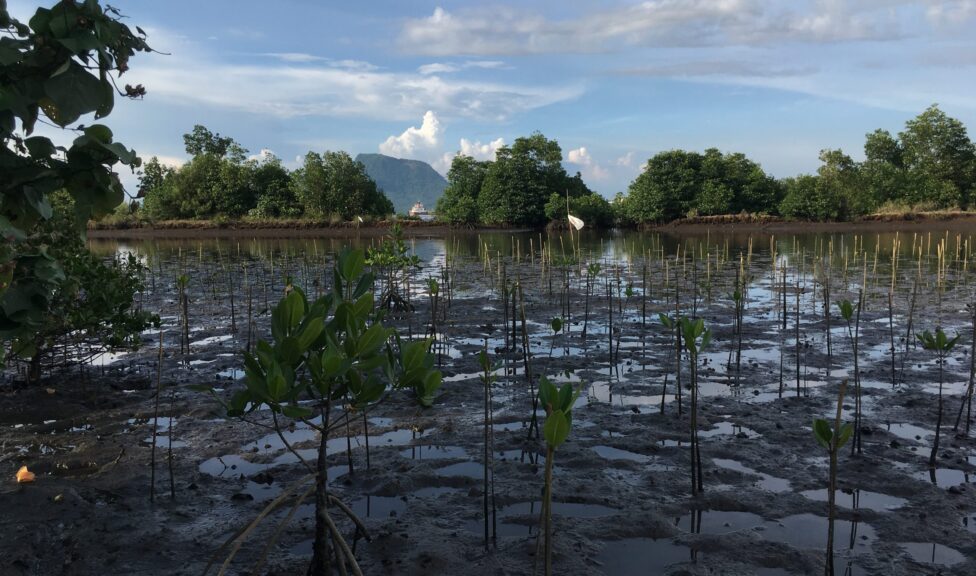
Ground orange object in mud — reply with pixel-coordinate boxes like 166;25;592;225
15;466;35;483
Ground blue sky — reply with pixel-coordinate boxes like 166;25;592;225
9;0;976;196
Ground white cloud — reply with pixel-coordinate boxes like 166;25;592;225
459;137;505;160
134;46;578;122
615;152;635;167
566;146;609;180
927;1;976;26
567;146;593;165
379;111;443;157
400;3;909;56
434;136;506;173
418;63;459;75
418;60;508;75
148;154;186;169
248;149;277;162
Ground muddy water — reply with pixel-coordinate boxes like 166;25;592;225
3;228;974;576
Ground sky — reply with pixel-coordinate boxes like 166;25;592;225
8;0;976;196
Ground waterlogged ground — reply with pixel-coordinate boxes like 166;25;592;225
2;230;976;575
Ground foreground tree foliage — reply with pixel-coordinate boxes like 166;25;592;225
1;0;152;368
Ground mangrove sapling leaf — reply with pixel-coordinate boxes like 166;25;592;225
917;328;960;470
679;316;711;496
537;376;580;576
221;248;440;576
813;379;850;576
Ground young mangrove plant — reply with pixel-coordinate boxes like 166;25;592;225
954;302;976;436
657;312;677;415
813;379;853;576
211;248;440;576
837;294;863;455
478;346;501;548
538;376;580;576
680;317;712;496
366;223;420;311
917;328;960;472
582;263;600;338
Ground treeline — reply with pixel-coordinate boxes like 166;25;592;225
138;126;394;221
436;133;614;227
618;104;976;223
135;105;975;227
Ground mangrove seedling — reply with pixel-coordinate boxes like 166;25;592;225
548;317;563;361
658;312;679;415
538;376;580;576
837;295;863;454
582;262;601;339
366;223;420;311
478;346;501;547
211;248;440;575
680;316;711;496
813;379;853;576
917;328;960;471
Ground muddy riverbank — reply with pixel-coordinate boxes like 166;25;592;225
2;231;975;575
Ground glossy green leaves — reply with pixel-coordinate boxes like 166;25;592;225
680;317;711;356
813;419;853;450
539;376;579;449
917;328;960;353
229;249;440;420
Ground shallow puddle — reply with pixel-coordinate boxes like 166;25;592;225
674;510;764;534
912;467;974;487
899;542;966;566
800;488;907;511
596;538;696;574
399;445;467;460
712;458;791;492
760;514;875;551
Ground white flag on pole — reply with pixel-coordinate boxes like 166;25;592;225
568;214;584;231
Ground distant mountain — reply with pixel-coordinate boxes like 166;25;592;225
355;153;447;214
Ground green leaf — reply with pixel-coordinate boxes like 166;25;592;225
813;419;833;449
550;317;563;334
339;248;365;282
357;323;391;357
543;409;571;448
42;61;104;126
281;404;313;419
836;423;854;448
296;316;324;351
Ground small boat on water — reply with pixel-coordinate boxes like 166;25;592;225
408;202;435;222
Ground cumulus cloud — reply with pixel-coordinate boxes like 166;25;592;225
566;146;609;180
248;149;278;162
434;136;506;173
566;146;593;165
615;152;635;167
379;111;443;158
399;2;908;56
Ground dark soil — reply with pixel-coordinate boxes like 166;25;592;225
2;231;975;576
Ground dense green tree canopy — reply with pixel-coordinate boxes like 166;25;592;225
436;155;486;225
621;149;781;223
140;133;395;221
291;151;393;220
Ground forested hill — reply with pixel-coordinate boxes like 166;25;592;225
355;153;447;214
